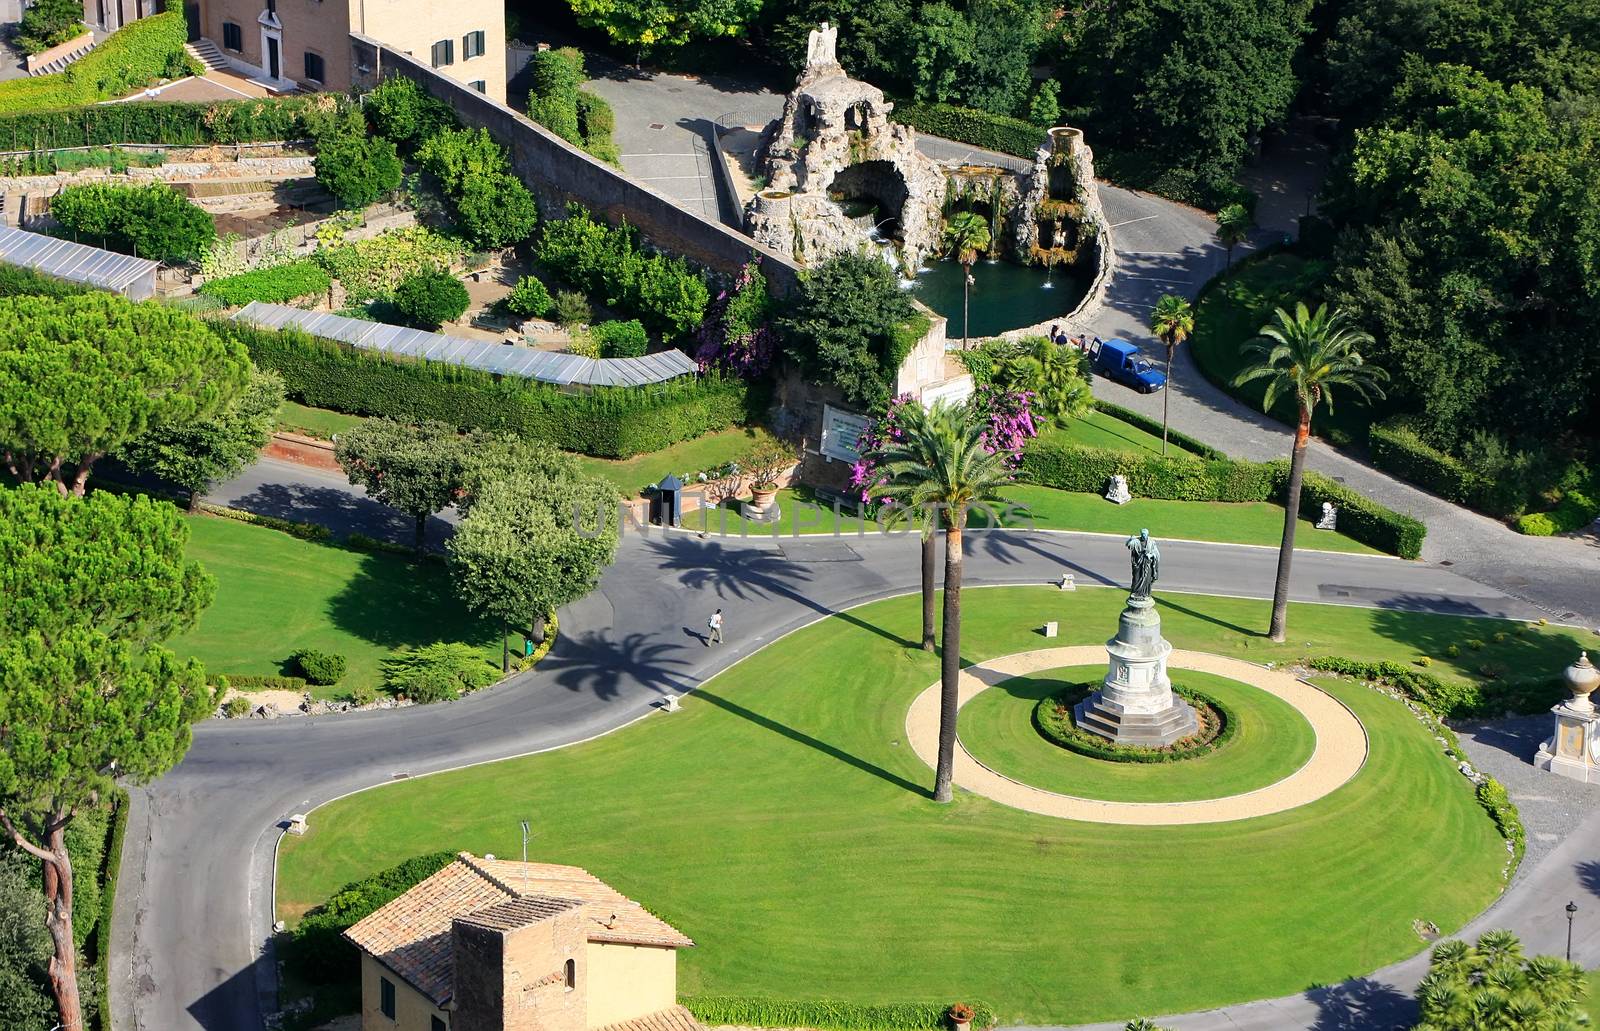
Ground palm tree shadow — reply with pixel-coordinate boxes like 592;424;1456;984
534;628;697;701
1155;595;1262;638
694;687;933;800
1305;977;1416;1030
1576;859;1600;901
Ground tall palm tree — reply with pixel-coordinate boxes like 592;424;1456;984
1215;203;1254;269
1234;303;1386;641
1149;294;1194;456
875;400;1013;802
942;212;991;349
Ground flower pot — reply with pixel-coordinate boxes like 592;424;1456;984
749;485;779;512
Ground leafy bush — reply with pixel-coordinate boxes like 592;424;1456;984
50;181;215;263
382;642;498;702
1476;777;1526;863
1516;486;1600;536
552;288;592;326
393;267;470;329
195;501;332;541
291;649;347;686
211;674;308;691
222;696;253;718
1034;685;1235;763
527;47;582;144
415;127;538;248
575;88;619;164
1306;656;1560;720
363;76;457;153
591;319;648;358
289;850;458;982
199;259;330;306
892;101;1042;159
778;252;919;410
502;275;552;318
0;10;189;113
537;204;709;337
223;320;766;458
313;108;403;208
683;998;998;1031
313;226;465;303
15;0;85;56
0;261;90;298
1369;418;1481;505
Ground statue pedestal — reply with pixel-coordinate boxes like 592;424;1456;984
1074;597;1199;747
1535;702;1600;783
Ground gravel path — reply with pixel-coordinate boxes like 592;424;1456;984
905;646;1367;824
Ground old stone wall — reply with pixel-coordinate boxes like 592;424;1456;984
349;35;801;297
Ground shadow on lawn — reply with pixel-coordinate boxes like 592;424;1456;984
694;686;933;799
1367;601;1575;693
323;549;501;654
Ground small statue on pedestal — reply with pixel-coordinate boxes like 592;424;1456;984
1105;474;1131;505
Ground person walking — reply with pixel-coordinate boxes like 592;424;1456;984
707;608;724;646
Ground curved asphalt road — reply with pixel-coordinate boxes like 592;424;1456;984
111;484;1568;1031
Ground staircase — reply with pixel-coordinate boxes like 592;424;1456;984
185;39;229;75
27;36;96;76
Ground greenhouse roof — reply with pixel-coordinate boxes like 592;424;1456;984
233;302;699;387
0;225;158;294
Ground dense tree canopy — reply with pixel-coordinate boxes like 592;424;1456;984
779;253;918;410
0;293;251;495
50;182;216;263
313;107;404;209
119;367;285;506
566;0;763;53
335;420;468;551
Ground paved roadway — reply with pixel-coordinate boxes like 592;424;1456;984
113;459;1578;1031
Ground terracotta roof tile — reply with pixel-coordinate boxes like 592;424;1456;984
593;1004;706;1031
342;853;693;1006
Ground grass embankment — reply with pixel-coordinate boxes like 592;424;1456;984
278;586;1587;1023
275;400;367;440
1047;408;1193;457
573;426;766;494
1189;251;1372;450
169;516;508;700
957;665;1317;802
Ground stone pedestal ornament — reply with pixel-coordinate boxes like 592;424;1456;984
1074;530;1200;746
1535;651;1600;783
1104;474;1131;505
1315;502;1339;530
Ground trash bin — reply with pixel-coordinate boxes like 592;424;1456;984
651;474;685;527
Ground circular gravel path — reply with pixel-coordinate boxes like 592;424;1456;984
906;646;1368;825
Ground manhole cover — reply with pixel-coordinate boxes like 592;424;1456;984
667;86;684;93
648;122;665;130
1439;560;1453;566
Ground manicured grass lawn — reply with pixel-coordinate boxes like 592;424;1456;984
1189;251;1372;450
686;483;1379;554
169;516;508;700
574;427;768;496
275;401;368;441
278;587;1587;1023
1048;408;1195;457
957;665;1316;802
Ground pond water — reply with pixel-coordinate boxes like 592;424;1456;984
910;258;1089;338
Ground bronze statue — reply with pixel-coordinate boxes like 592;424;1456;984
1127;529;1159;600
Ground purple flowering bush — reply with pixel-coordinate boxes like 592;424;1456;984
694;260;776;378
849;387;1038;505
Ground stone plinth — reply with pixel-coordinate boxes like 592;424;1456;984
1535;652;1600;783
1074;599;1198;747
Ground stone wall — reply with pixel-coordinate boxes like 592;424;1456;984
348;34;802;296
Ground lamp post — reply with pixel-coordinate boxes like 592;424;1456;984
1567;900;1578;961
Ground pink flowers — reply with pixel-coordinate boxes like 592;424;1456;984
850;388;1038;503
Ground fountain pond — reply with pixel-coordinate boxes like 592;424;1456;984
910;258;1090;338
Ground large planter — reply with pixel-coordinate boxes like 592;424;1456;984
749;485;779;512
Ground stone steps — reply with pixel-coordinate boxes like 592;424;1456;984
1074;694;1199;747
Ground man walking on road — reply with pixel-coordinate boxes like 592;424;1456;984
707;608;724;645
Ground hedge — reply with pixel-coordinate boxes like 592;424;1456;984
1305;656;1560;720
1018;437;1426;558
891;101;1041;159
683;998;998;1031
196;500;332;541
0;11;191;114
1369;418;1479;505
1476;777;1526;867
1516;487;1600;537
1035;684;1236;763
222;320;767;458
0;261;91;298
212;673;309;692
199;260;331;306
0;95;322;150
92;789;130;1031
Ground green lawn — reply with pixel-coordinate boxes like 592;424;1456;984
170;516;509;700
278;587;1588;1023
957;665;1316;802
275;401;368;441
575;427;769;496
684;483;1379;554
1189;251;1372;450
1049;408;1195;457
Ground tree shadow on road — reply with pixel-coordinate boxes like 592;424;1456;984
534;628;697;702
1305;977;1415;1030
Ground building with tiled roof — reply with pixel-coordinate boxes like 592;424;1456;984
343;852;700;1031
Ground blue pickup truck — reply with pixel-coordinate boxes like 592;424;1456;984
1088;338;1167;393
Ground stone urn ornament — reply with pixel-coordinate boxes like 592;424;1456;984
1535;651;1600;782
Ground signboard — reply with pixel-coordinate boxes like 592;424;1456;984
920;376;974;410
820;404;871;462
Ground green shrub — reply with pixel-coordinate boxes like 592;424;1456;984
1369;418;1481;505
527;47;582;144
222;696;253;718
289;850;458;983
50;181;215;263
292;649;348;686
591;319;648;358
224;319;766;458
313;108;403;208
683;998;998;1031
1296;471;1427;561
503;275;553;318
199;259;331;306
363;76;457;152
313;226;465;303
1476;777;1526;865
15;0;85;56
0;95;323;150
393;266;470;328
211;674;308;691
891;101;1042;159
0;10;188;113
575;88;619;164
1090;399;1226;459
1034;684;1236;763
0;261;90;298
415;127;538;248
383;642;498;702
195;501;332;540
538;204;708;337
1306;656;1560;720
1516;486;1600;537
552;288;592;326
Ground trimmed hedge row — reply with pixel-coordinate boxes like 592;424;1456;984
1035;684;1236;763
892;101;1041;159
213;674;309;692
196;500;333;541
1305;656;1560;720
1477;777;1526;866
0;95;320;151
683;997;998;1031
1369;418;1477;505
1089;399;1227;460
92;789;130;1031
0;11;191;114
222;320;767;458
1018;437;1427;558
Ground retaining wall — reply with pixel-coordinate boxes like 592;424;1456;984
347;34;801;296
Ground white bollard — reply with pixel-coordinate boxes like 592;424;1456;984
1043;621;1059;638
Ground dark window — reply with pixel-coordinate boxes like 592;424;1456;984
431;1018;447;1031
469;80;486;94
564;958;575;991
221;21;241;51
379;977;396;1019
303;51;324;82
463;30;485;59
430;39;453;67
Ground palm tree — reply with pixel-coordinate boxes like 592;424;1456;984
875;400;1014;801
1415;930;1588;1031
1234;302;1386;641
1149;294;1194;456
998;337;1092;426
1215;203;1254;269
942;212;991;349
